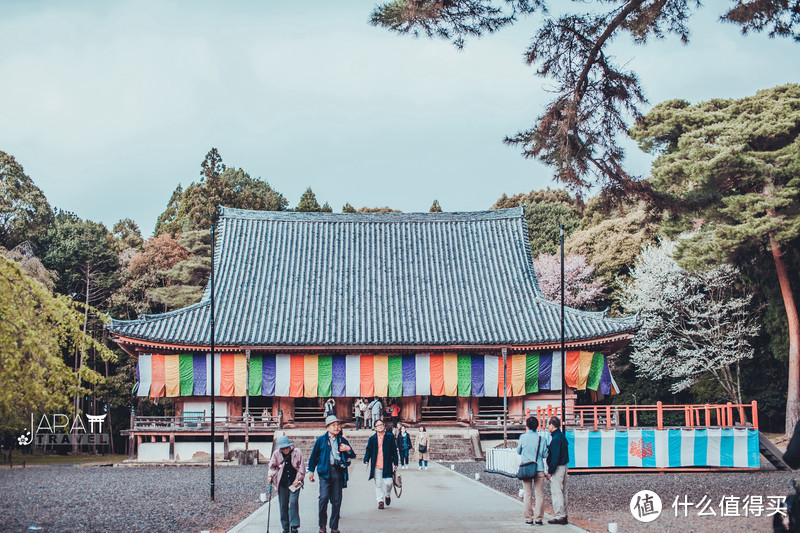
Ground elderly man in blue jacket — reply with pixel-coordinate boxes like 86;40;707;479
546;416;570;525
363;419;399;509
307;415;356;533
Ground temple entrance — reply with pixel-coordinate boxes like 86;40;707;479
245;396;273;422
294;397;325;422
420;395;457;421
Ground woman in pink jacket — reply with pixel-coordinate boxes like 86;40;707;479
268;435;306;533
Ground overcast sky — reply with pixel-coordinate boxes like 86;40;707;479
2;1;798;235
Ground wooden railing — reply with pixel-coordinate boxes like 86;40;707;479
524;401;759;431
131;412;282;431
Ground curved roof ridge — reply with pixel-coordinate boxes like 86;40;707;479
219;206;523;222
110;300;210;327
533;297;637;323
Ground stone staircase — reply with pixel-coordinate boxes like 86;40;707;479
272;428;483;463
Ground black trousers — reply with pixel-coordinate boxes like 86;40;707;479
318;466;344;530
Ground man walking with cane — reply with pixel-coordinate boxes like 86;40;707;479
308;415;356;533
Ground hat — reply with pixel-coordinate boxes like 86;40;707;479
325;414;340;426
277;435;292;449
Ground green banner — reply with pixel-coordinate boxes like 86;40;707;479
179;354;194;396
318;354;333;397
249;353;263;396
586;352;604;391
457;354;472;397
388;355;403;397
525;353;539;394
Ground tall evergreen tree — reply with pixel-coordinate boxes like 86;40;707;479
296;187;325;212
630;84;800;434
0;151;53;249
371;1;800;196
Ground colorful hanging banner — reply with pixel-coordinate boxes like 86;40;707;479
443;353;458;397
134;351;619;398
374;355;389;397
249;353;263;396
304;355;319;398
179;354;194;396
150;354;166;398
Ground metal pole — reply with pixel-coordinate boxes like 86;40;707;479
560;224;566;428
245;349;250;452
502;347;508;447
210;223;216;501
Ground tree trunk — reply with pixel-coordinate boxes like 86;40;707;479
771;235;800;436
72;271;91;454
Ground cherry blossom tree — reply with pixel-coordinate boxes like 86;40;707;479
533;253;604;309
619;239;762;406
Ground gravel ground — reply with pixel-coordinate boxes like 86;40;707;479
450;460;796;533
2;461;795;533
0;464;269;533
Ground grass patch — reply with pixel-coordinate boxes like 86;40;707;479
0;450;128;466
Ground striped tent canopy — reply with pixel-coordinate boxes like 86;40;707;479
135;351;619;398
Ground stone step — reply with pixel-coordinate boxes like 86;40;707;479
274;428;482;461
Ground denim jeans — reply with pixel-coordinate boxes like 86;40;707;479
278;484;300;531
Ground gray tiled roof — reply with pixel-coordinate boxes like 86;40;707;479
108;207;638;347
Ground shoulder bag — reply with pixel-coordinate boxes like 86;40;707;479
516;435;541;480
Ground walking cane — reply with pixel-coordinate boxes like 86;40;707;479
265;481;273;533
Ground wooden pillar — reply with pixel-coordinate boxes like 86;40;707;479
137;435;143;457
509;397;525;424
128;411;136;460
470;397;480;418
223;433;229;460
456;397;471;422
400;397;420;423
169;434;175;460
275;397;295;424
336;399;350;422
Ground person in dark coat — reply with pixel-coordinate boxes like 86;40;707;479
784;420;800;469
396;424;412;469
546;416;570;525
363;419;399;508
307;415;356;533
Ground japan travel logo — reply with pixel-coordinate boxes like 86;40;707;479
18;413;109;446
630;490;662;522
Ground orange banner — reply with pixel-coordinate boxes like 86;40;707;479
150;354;166;398
360;355;374;397
498;356;513;397
430;354;444;396
221;353;235;396
565;351;580;388
290;354;304;397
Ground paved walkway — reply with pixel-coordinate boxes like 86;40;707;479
229;462;587;533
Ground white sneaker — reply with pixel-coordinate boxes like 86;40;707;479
425;466;428;470
418;466;422;470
